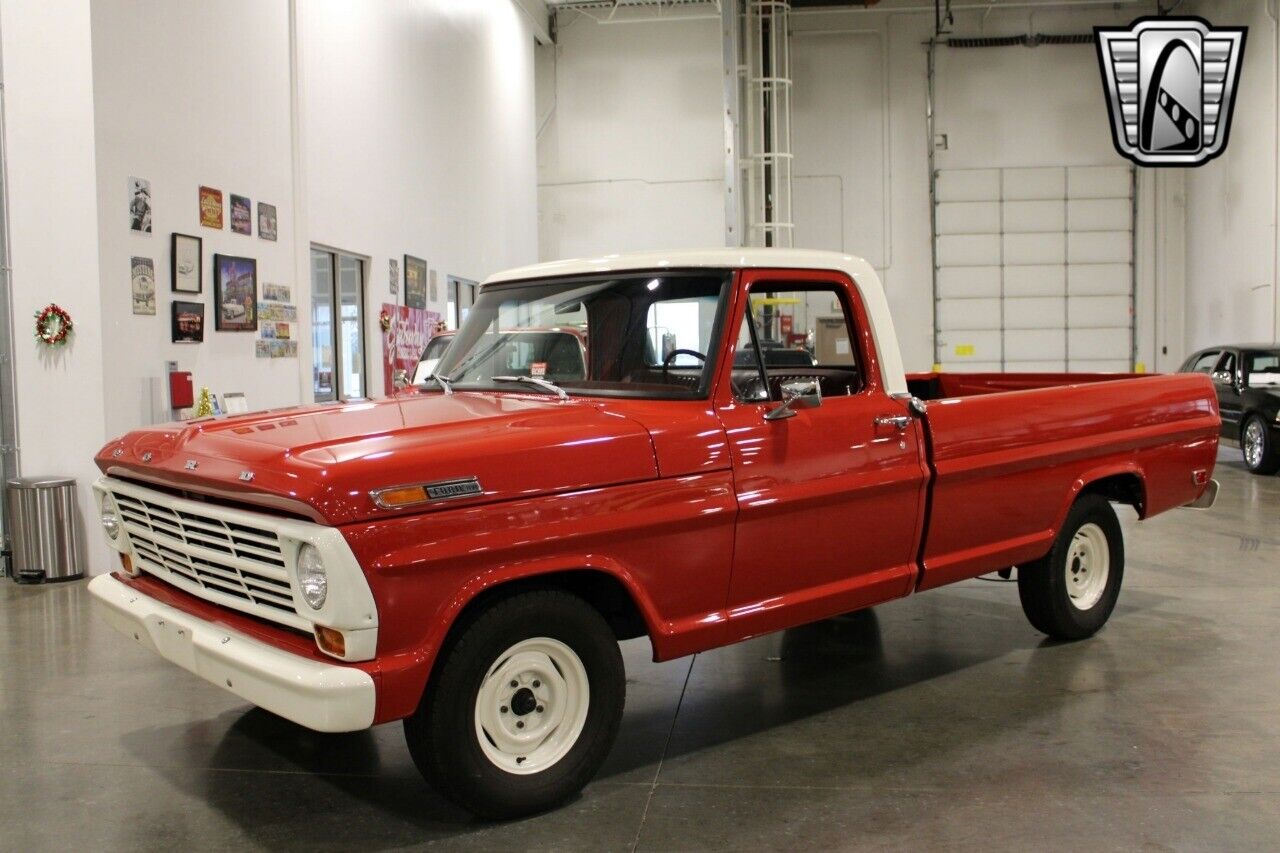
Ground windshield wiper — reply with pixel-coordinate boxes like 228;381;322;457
428;373;454;396
492;375;569;401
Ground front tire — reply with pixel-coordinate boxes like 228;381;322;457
405;590;625;820
1242;414;1280;475
1017;493;1124;641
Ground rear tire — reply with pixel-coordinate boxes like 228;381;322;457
1017;493;1124;641
1242;414;1280;475
404;590;625;820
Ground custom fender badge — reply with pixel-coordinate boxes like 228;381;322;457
184;460;199;470
1095;17;1246;167
111;448;124;459
370;477;484;509
141;451;153;463
238;470;255;482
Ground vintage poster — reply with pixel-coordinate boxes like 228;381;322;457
230;194;252;235
129;177;152;233
257;301;297;322
214;254;257;331
257;202;277;241
262;282;291;302
404;255;427;310
381;302;440;391
199;186;223;228
131;256;156;315
171;301;204;343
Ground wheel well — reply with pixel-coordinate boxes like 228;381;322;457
447;569;649;646
1082;473;1145;517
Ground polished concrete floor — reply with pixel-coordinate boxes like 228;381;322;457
2;446;1278;851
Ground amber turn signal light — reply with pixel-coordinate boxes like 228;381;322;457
315;625;346;657
119;553;137;576
371;485;428;509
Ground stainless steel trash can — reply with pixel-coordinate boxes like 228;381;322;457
6;476;85;583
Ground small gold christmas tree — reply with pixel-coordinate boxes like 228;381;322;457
194;386;214;418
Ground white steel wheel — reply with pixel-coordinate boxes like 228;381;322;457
474;637;590;775
1244;418;1266;469
1065;522;1110;611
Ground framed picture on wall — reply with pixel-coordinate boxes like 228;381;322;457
170;232;202;293
213;253;257;331
258;202;277;241
171;301;205;343
404;254;427;310
230;194;252;235
199;186;223;228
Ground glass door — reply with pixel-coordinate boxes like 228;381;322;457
447;275;478;330
311;247;367;402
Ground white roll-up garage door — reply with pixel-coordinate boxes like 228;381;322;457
934;164;1134;372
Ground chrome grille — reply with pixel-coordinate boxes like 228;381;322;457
110;487;306;630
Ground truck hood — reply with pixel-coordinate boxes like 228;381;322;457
96;393;659;525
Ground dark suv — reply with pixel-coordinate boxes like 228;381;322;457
1181;345;1280;474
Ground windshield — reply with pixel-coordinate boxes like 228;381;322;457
1246;350;1280;386
433;271;731;399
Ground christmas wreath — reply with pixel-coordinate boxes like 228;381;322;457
34;303;73;347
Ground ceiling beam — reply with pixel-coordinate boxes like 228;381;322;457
514;0;554;45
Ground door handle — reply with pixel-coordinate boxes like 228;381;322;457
874;414;911;430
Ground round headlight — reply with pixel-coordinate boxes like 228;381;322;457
101;507;120;540
297;543;328;610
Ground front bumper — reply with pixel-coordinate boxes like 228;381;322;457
89;574;376;732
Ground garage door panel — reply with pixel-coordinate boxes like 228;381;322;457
1006;329;1065;361
937;234;1000;266
1067;166;1131;199
936;169;1000;202
933;166;1133;373
1068;231;1130;263
939;360;1002;372
1005;296;1065;329
1005;265;1064;297
1068;263;1130;295
938;298;1001;331
1068;327;1129;360
938;330;1002;363
1003;167;1065;200
1068;199;1130;232
1068;358;1130;372
1003;200;1064;233
1004;233;1064;265
1068;295;1130;326
938;266;1000;298
937;202;1000;234
1006;360;1069;371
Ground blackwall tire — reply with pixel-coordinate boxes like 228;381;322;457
404;590;625;820
1017;493;1124;641
1242;415;1280;475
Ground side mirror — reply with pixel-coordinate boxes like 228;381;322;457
764;379;822;421
1210;370;1234;387
393;369;409;390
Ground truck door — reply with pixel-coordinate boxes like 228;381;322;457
714;269;929;640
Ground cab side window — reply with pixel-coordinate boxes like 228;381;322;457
731;284;862;402
1188;351;1220;374
1215;351;1237;378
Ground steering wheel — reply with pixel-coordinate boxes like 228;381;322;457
662;348;707;377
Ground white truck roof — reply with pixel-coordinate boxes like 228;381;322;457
483;248;908;396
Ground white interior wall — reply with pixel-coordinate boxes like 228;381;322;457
301;0;539;397
91;0;300;440
539;2;1188;373
0;0;109;570
536;12;725;260
1184;0;1279;353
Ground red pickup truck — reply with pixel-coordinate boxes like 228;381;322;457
88;249;1219;819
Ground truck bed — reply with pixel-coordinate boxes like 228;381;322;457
907;370;1144;400
909;371;1220;591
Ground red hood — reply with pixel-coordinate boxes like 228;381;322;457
95;393;658;525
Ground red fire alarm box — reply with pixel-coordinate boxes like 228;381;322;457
169;371;194;409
